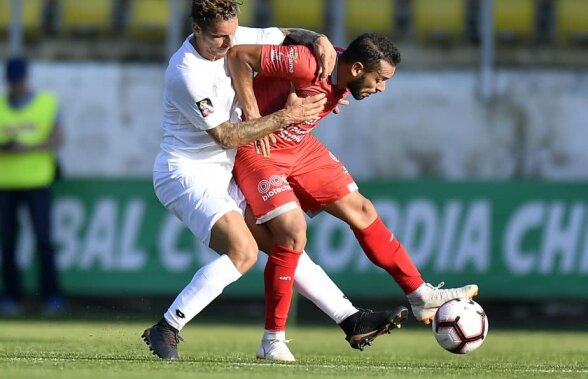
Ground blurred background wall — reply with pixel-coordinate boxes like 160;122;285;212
1;0;587;179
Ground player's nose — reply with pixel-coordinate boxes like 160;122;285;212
223;36;233;48
376;82;386;93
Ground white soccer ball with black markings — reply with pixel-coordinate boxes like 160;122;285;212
432;298;488;354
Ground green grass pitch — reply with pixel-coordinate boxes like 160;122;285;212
1;320;587;379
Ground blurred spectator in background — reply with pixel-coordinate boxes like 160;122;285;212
0;57;64;316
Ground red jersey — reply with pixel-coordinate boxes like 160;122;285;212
253;45;349;148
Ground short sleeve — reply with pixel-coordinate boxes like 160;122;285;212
167;68;230;131
234;26;285;45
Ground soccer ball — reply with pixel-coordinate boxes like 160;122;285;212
432;298;488;354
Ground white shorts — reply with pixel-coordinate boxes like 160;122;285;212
153;151;246;246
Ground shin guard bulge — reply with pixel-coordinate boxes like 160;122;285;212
353;217;424;294
264;245;303;331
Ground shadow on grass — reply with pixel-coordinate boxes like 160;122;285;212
2;295;587;331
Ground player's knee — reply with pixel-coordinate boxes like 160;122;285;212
344;195;378;229
359;197;378;219
274;227;307;251
227;240;259;273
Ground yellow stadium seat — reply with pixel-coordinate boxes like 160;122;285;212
556;0;588;44
239;0;258;27
127;0;170;40
346;0;395;39
272;0;325;31
58;0;114;34
0;0;45;36
493;0;535;42
412;0;466;42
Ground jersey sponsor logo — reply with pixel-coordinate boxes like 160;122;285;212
302;117;320;126
286;47;299;73
196;98;214;117
269;47;299;73
278;125;313;143
257;174;291;202
279;276;292;281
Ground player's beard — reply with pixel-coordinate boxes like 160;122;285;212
347;76;372;100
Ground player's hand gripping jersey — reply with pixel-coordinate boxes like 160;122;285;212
251;44;348;149
234;45;357;224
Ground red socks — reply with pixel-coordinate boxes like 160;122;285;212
353;217;424;294
264;244;303;331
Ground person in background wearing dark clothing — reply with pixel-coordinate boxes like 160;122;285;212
0;57;64;316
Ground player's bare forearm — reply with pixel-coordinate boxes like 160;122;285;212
207;93;327;149
280;28;325;46
206;111;289;149
227;45;263;120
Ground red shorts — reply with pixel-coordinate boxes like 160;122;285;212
233;135;358;223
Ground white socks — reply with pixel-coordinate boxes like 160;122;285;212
164;254;242;331
163;252;358;331
294;252;358;324
262;329;286;341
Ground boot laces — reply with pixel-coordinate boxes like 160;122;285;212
267;338;292;344
263;338;293;356
161;326;184;346
428;281;464;302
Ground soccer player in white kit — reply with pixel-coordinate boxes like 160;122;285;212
141;0;408;362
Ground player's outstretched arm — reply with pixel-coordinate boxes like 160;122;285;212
205;92;326;149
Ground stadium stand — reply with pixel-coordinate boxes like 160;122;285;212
0;0;45;38
346;0;395;39
56;0;116;35
238;0;258;27
1;0;585;65
493;0;535;42
555;0;588;44
272;0;325;31
412;0;466;42
126;0;176;41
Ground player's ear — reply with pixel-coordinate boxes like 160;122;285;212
351;62;364;77
192;22;201;35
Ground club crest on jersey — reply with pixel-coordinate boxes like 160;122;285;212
196;98;215;117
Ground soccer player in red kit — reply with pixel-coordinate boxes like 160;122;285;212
228;33;478;351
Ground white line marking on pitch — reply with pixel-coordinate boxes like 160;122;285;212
3;357;587;374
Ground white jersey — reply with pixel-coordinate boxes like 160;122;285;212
153;26;285;246
156;26;285;168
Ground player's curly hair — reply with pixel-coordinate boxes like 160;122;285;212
341;33;401;72
191;0;240;31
